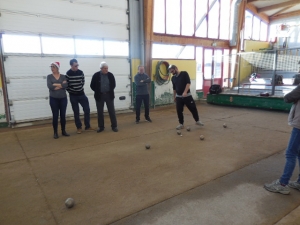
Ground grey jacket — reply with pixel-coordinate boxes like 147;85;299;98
47;74;68;98
134;73;151;95
284;85;300;129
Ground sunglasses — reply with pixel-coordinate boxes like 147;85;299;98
73;64;79;67
50;66;56;68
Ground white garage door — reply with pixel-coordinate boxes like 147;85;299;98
0;0;131;123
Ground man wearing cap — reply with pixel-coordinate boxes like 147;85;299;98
90;62;118;132
168;65;204;130
66;59;94;134
134;65;152;124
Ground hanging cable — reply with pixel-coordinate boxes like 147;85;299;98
155;61;171;86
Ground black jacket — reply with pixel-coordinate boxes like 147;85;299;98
90;71;116;101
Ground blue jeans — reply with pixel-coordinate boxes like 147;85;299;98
69;94;91;129
280;127;300;185
49;96;67;132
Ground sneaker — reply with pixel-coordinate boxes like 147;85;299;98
264;179;290;195
136;120;139;124
176;124;184;130
145;118;152;122
77;128;82;134
85;127;95;131
288;181;300;191
112;127;118;132
196;121;204;126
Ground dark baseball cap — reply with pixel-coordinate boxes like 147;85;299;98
168;64;177;71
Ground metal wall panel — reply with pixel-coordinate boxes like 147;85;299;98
4;56;131;122
0;0;128;40
0;0;130;123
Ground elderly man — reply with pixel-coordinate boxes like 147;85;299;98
90;62;118;132
134;65;152;124
168;64;204;130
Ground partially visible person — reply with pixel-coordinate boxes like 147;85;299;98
168;64;204;130
66;59;94;134
90;62;118;133
134;65;152;124
264;84;300;195
47;62;70;139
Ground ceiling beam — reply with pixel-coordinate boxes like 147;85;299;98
257;0;299;13
246;3;269;23
270;6;293;17
152;34;229;48
270;9;300;21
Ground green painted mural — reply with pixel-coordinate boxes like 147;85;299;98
155;92;174;106
196;92;204;100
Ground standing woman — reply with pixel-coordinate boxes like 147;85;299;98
47;62;70;139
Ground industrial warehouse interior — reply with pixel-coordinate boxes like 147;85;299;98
1;0;300;224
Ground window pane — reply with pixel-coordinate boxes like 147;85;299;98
230;49;237;81
213;50;222;78
252;16;260;40
223;49;230;87
204;49;213;79
260;22;268;41
153;0;165;33
75;39;103;55
178;46;195;59
196;47;203;90
182;0;195;36
104;41;128;56
196;19;207;37
166;0;180;35
220;0;230;40
3;34;41;54
208;1;219;39
152;44;182;58
244;10;253;39
42;37;74;54
195;0;208;36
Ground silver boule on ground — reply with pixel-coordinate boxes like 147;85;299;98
145;144;150;149
65;198;75;208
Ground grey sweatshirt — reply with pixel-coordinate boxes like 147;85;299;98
47;74;68;98
284;85;300;129
134;73;151;95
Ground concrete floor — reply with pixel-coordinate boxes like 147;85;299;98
0;103;300;225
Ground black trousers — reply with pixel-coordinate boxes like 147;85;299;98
136;94;150;121
96;94;117;129
176;95;199;125
49;96;67;132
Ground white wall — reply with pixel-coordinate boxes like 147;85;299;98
269;16;300;48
